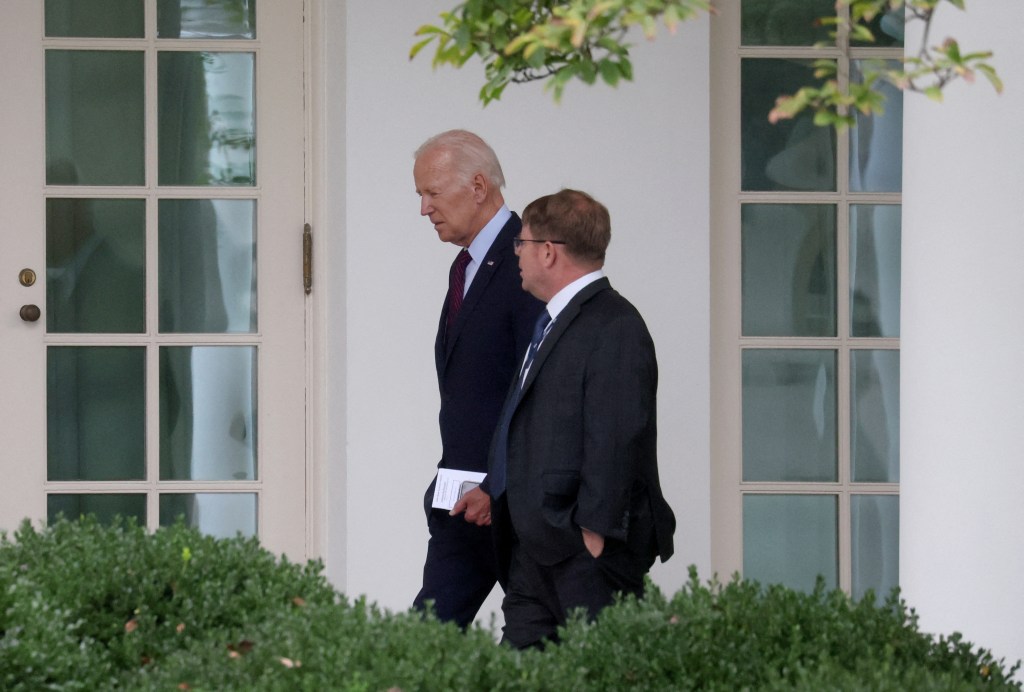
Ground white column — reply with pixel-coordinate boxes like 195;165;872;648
901;4;1024;666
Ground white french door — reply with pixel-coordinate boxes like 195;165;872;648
0;0;309;560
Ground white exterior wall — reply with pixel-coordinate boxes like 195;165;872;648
902;5;1024;666
321;1;712;625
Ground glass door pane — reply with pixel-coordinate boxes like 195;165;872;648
744;494;838;592
851;495;899;600
742;204;836;337
743;349;838;482
158;51;256;186
160;346;257;481
158;199;257;333
45;0;144;38
741;59;836;192
46;50;145;186
157;0;257;39
160;493;257;538
47;346;146;481
46;198;146;334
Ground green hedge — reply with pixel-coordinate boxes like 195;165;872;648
1;518;1019;690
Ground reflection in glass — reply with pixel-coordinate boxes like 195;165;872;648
46;51;145;186
160;493;257;539
743;349;837;482
48;494;146;526
48;347;146;481
741;0;833;46
159;200;256;333
852;5;905;47
850;205;901;337
45;0;144;38
744;494;837;592
742;59;836;192
852;495;899;601
850;61;904;193
158;52;255;186
47;198;145;334
161;346;257;481
851;350;900;483
158;0;256;39
742;204;836;337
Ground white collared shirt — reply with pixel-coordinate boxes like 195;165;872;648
545;269;606;322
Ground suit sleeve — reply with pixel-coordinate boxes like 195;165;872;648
574;312;658;541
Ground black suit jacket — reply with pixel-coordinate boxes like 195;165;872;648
428;214;545;511
493;277;675;569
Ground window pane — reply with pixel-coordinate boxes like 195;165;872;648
46;198;145;334
742;59;836;192
48;347;146;481
742;204;836;337
851;350;900;483
741;0;834;46
159;200;256;333
158;52;255;186
852;495;899;601
850;61;904;193
160;493;257;539
852;6;905;47
46;51;145;186
157;0;256;39
45;0;144;38
160;346;257;481
48;494;146;526
743;349;837;482
744;494;838;592
850;204;901;338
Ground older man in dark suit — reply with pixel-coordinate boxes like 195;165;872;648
412;130;544;628
486;189;676;649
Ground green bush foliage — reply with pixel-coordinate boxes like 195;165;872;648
1;518;1019;690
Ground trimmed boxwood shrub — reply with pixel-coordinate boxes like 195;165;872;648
0;518;1019;690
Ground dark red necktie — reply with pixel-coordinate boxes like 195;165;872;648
446;249;472;329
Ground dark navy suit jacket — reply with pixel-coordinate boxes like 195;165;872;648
426;213;544;512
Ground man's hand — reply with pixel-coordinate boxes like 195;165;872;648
582;527;605;558
450;486;492;526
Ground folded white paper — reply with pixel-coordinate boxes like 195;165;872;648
432;468;487;510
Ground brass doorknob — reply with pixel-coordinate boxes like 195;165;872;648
20;304;41;322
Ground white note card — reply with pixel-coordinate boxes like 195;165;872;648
431;468;487;510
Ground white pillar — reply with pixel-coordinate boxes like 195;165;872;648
901;4;1024;667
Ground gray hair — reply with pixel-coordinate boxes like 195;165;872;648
414;129;506;189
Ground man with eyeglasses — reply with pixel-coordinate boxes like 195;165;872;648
489;188;676;649
411;130;544;628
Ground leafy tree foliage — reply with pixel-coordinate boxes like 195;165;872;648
411;0;1001;127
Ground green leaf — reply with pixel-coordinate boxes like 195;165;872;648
578;59;598;84
619;56;634;81
413;24;446;37
409;37;435;61
977;64;1004;94
598;58;620;86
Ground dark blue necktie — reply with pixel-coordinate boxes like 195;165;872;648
518;310;551;387
489;310;551;499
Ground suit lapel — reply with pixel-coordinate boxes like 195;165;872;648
518;277;610;397
443;217;518;363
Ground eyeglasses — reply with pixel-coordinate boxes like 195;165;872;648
513;237;567;249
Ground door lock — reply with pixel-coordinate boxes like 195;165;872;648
19;268;36;287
